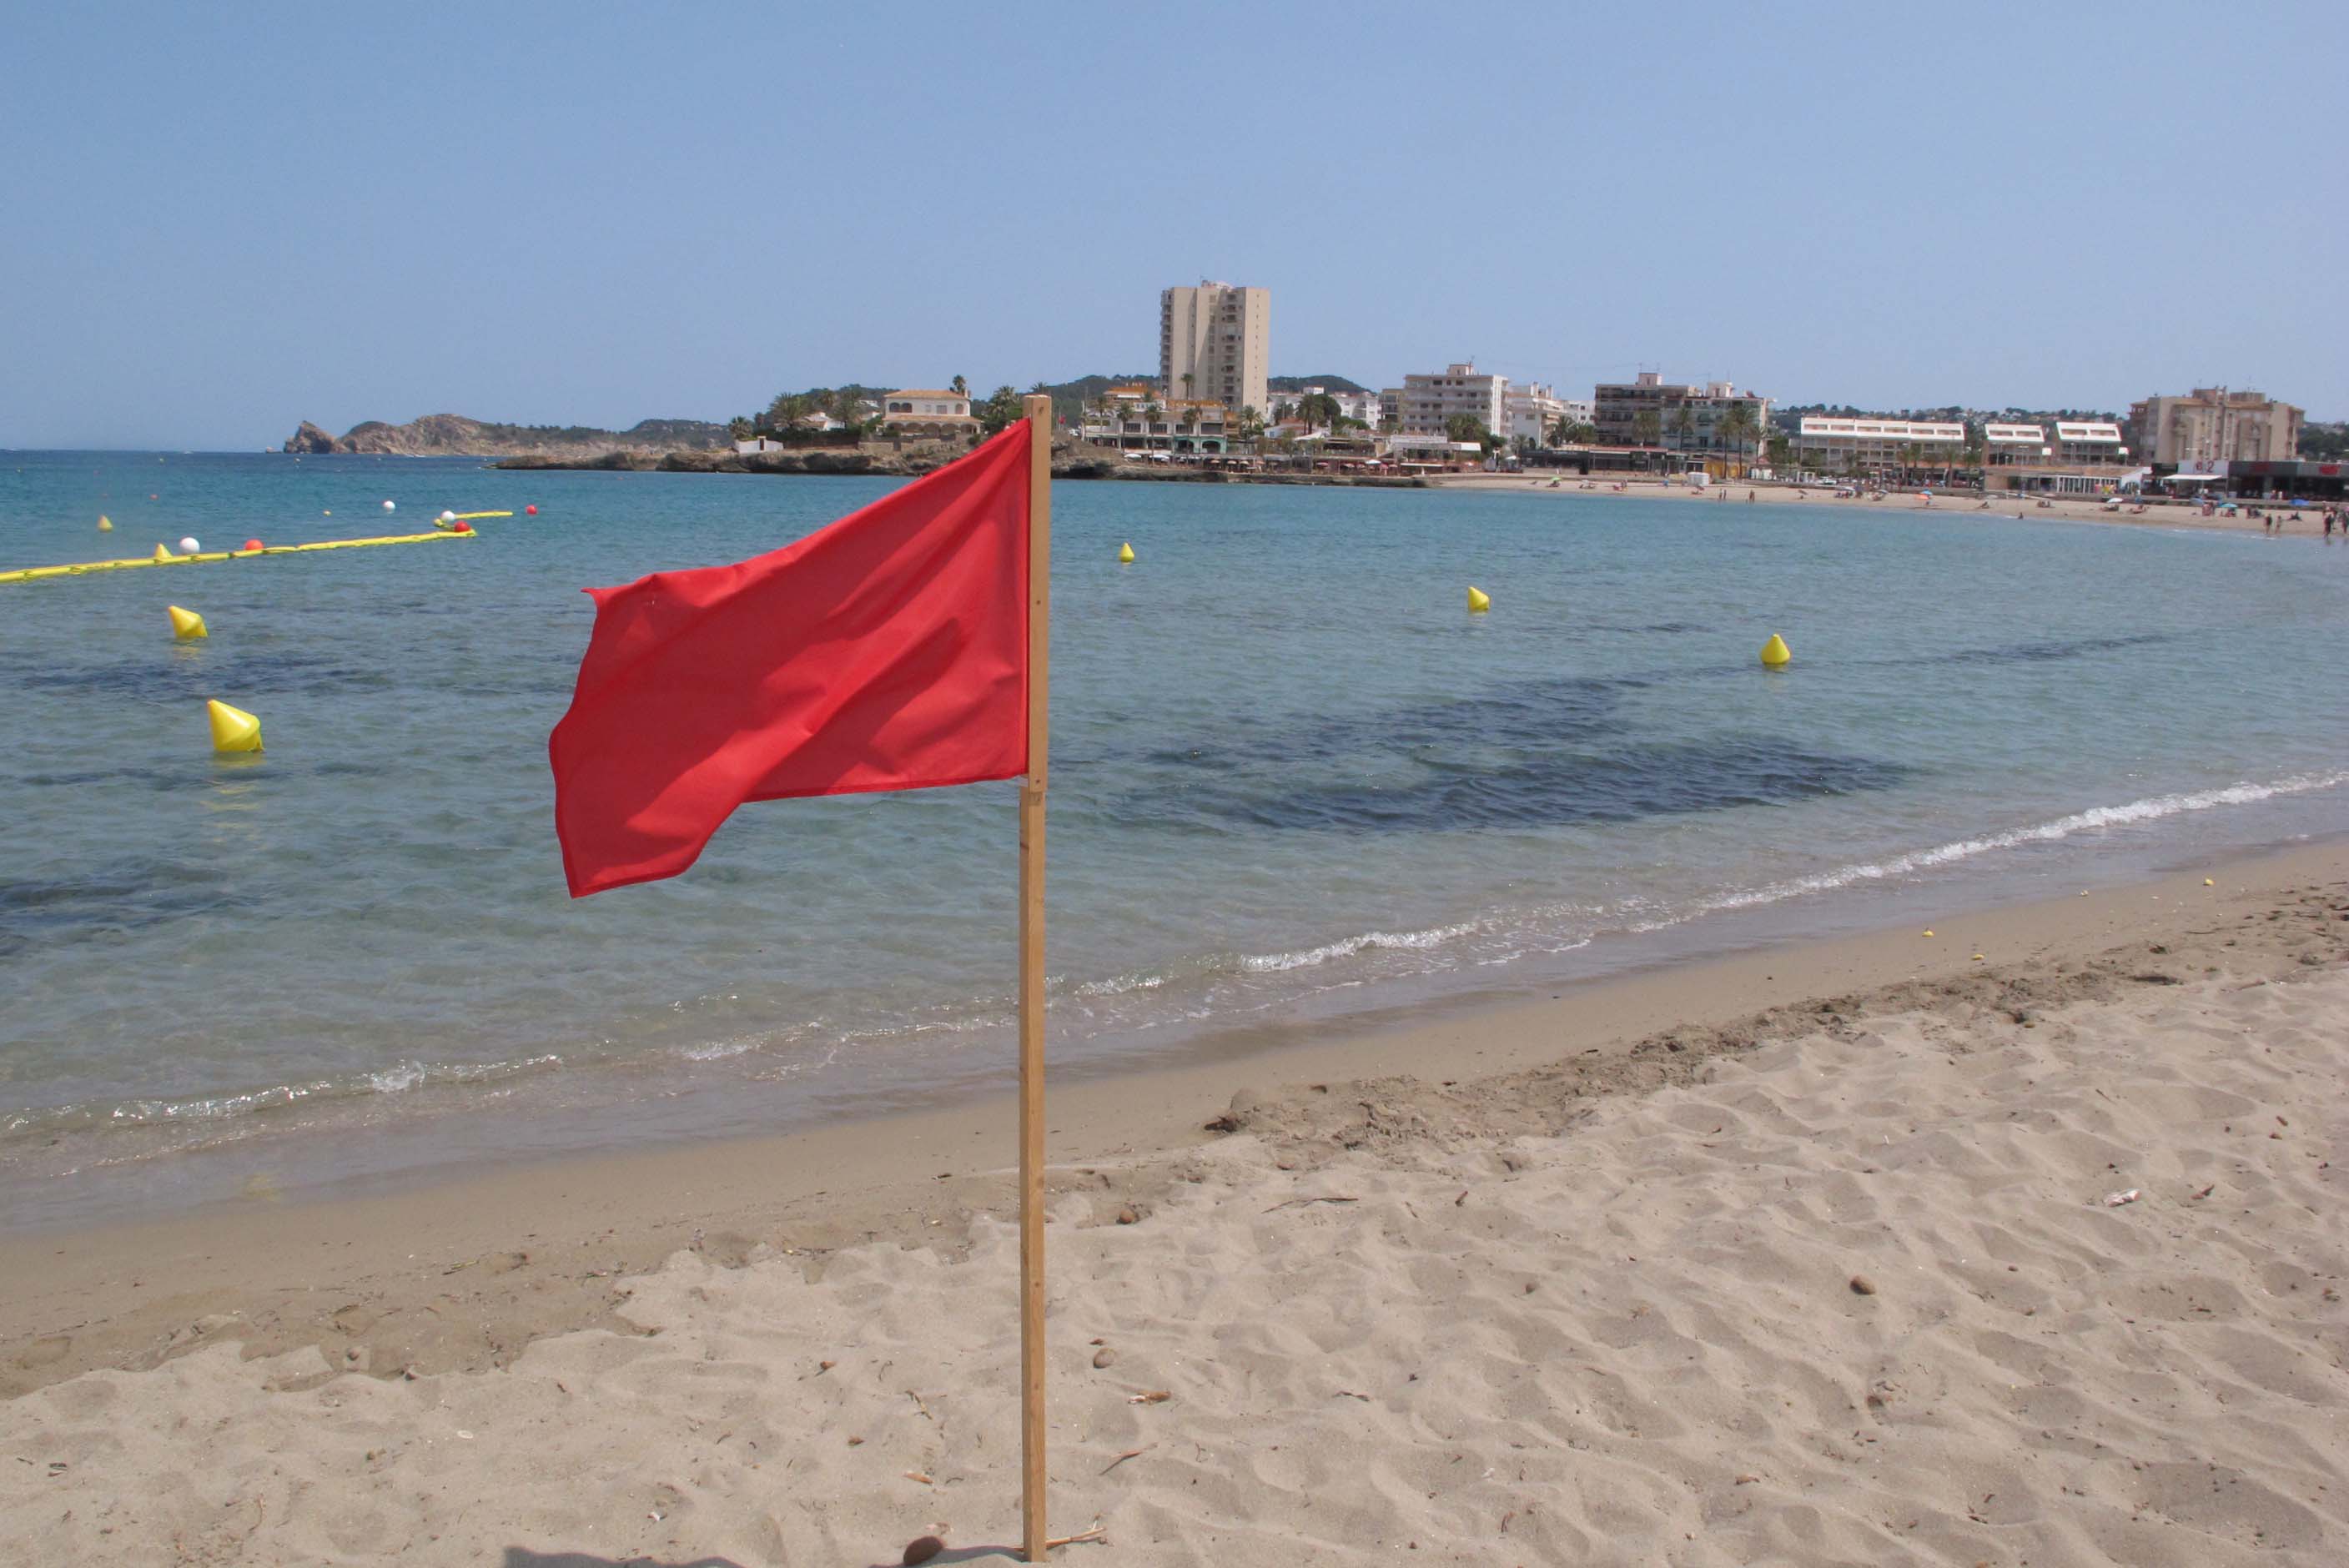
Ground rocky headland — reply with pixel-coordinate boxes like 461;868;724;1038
283;415;729;457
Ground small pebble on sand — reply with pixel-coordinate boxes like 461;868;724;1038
1850;1274;1878;1296
903;1536;945;1565
1094;1347;1117;1368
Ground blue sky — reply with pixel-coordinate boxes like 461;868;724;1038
3;1;2342;448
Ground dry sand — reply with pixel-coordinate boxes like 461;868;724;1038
3;847;2346;1564
1429;472;2339;539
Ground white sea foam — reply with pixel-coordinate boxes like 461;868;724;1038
1240;920;1481;974
677;1038;762;1063
1698;771;2349;917
1074;971;1168;998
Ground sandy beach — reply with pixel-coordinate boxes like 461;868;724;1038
3;842;2345;1563
1428;473;2341;539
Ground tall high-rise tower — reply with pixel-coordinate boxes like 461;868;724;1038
1159;281;1270;419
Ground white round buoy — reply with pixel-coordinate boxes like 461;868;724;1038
440;510;456;524
178;536;201;554
383;500;396;511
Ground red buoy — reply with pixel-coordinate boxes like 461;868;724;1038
242;538;263;551
526;505;538;515
453;520;472;533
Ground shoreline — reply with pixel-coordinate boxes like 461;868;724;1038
10;775;2341;1234
7;836;2344;1401
1426;470;2335;537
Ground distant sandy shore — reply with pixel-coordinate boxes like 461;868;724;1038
4;840;2346;1563
1429;472;2341;539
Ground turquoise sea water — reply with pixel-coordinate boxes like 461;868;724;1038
3;452;2346;1226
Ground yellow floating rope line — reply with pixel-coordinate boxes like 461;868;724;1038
0;528;477;585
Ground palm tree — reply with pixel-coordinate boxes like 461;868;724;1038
1670;405;1696;455
950;374;968;398
1296;391;1340;430
1718;404;1759;476
1632;409;1662;449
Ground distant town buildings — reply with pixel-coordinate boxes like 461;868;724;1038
1160;282;1270;420
1592;373;1772;456
2125;389;2302;470
1399;363;1508;436
880;389;979;437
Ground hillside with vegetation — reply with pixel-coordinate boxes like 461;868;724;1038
2298;421;2347;460
284;415;728;456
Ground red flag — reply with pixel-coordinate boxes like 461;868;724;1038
550;421;1031;897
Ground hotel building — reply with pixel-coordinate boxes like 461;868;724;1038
2125;389;2303;470
1160;282;1270;420
1592;372;1772;458
1793;417;1967;472
1398;363;1509;436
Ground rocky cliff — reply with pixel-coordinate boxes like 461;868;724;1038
283;415;728;457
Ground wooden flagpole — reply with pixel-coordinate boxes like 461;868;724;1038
1018;394;1053;1560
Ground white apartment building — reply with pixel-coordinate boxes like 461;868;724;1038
1160;281;1270;420
1399;363;1508;437
2051;420;2127;465
2125;389;2300;469
1794;417;1968;472
1505;383;1592;445
1984;422;2048;465
1592;371;1772;460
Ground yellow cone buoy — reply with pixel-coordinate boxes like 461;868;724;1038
168;605;207;640
98;514;113;532
206;700;262;753
1118;541;1135;563
1760;633;1791;668
153;542;173;562
1466;585;1491;613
